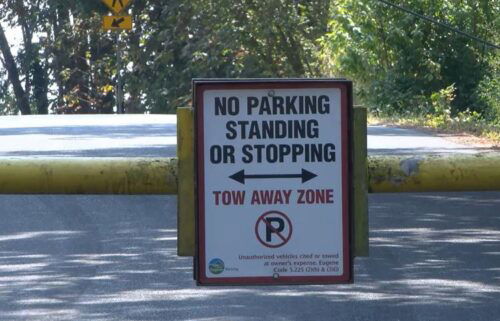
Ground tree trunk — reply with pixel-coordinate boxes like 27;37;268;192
0;24;31;115
33;52;49;114
15;0;34;111
49;5;69;112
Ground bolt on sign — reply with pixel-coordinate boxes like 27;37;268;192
194;79;353;285
101;0;133;31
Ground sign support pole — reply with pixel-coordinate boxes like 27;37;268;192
353;107;369;256
177;107;196;256
101;0;133;113
115;33;124;114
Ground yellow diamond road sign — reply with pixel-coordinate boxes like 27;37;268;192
102;16;132;31
101;0;132;14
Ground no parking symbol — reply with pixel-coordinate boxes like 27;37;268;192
255;211;293;248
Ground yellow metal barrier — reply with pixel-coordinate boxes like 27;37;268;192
1;152;499;259
368;153;500;193
3;154;497;195
3;107;498;261
1;113;499;260
0;157;177;195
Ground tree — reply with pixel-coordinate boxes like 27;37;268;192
0;0;331;114
319;0;499;116
1;0;496;119
0;23;30;114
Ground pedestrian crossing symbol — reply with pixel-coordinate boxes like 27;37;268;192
101;0;132;14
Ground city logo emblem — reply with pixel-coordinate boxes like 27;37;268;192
208;258;225;274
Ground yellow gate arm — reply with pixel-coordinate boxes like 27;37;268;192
2;154;498;194
368;153;500;193
1;107;500;260
0;157;177;195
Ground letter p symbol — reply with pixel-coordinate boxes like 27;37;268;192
265;217;285;242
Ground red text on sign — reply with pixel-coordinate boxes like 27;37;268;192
251;189;292;205
297;189;334;204
213;190;245;205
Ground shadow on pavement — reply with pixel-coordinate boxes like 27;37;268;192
0;193;499;321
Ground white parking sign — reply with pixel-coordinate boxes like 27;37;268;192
195;79;352;285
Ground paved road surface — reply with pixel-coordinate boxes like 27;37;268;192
0;115;499;321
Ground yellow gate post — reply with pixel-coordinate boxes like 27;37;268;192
177;107;196;256
353;107;369;257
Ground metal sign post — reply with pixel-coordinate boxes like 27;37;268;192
115;33;124;114
194;79;353;285
101;0;133;114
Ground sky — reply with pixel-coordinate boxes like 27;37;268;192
3;24;23;54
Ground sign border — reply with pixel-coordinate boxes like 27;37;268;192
194;79;353;285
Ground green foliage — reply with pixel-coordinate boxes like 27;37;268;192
0;0;329;113
0;0;498;121
430;84;454;117
123;0;329;113
320;0;499;119
477;52;500;124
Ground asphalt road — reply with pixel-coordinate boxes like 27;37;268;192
0;115;499;321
